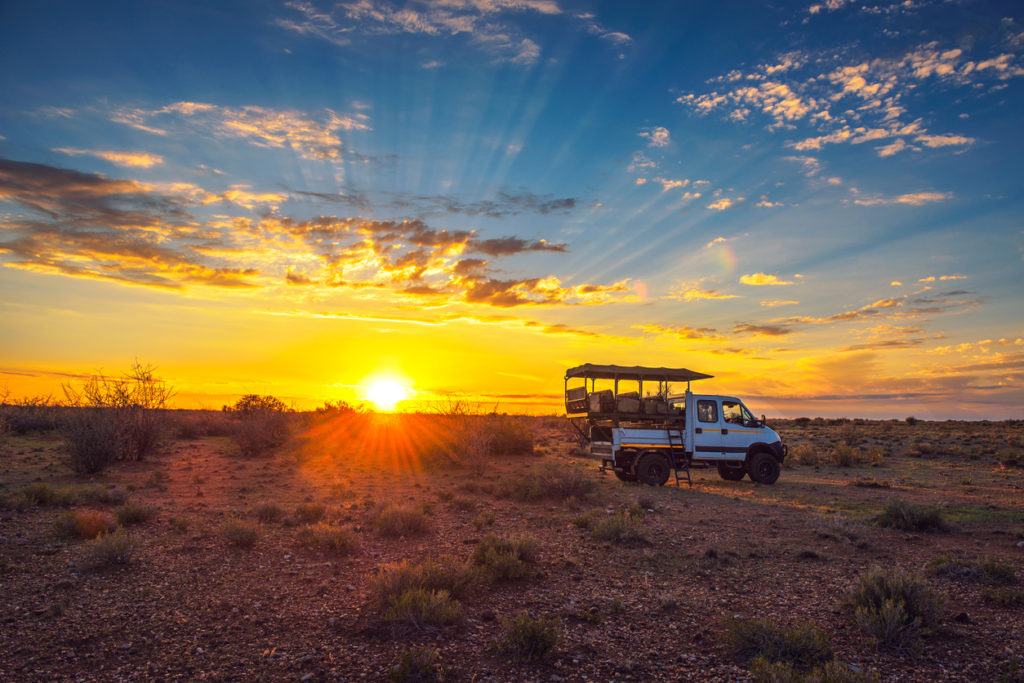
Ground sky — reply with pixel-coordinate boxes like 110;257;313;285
0;0;1022;419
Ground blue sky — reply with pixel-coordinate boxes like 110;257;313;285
1;0;1022;417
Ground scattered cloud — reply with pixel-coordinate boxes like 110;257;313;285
636;323;723;341
668;281;740;302
740;272;794;286
850;190;953;206
707;197;742;210
733;322;794;337
640;126;671;147
52;148;165;168
111;101;369;160
760;299;799;307
919;274;967;282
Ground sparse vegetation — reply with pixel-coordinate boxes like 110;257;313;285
115;501;158;525
591;510;649;546
54;509;117;539
295;502;326;524
845;568;943;649
388;647;447;682
81;528;136;572
873;500;948;532
471;534;539;580
225;394;292;457
370;504;431;537
254;502;285;523
371;558;475;606
724;618;833;671
496;612;560;662
217;519;261;548
494;462;596;502
382;588;463;634
297;522;359;556
749;657;879;682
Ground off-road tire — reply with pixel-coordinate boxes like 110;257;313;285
636;452;671;486
717;462;746;481
748;451;780;485
613;470;638;483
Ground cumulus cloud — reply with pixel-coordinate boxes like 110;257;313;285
707;197;742;210
640;126;671;147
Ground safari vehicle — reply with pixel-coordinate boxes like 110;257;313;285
565;364;787;485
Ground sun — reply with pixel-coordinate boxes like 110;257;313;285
364;377;411;412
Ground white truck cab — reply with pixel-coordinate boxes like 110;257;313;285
565;364;787;485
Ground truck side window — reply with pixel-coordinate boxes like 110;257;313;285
722;401;743;425
697;400;717;423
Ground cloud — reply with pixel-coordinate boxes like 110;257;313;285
277;0;628;65
668;281;740;301
52;148;165;168
918;274;967;282
112;101;369;160
640;126;671;147
636;324;723;341
740;272;794;286
850;190;953;206
733;322;794;337
760;299;799;307
707;197;742;210
706;237;727;248
0;158;621;307
915;134;975;148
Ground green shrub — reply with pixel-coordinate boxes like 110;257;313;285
371;558;475;606
295;502;326;524
845;568;943;649
254;502;285;523
115;501;157;525
383;588;463;634
77;486;127;505
724;618;833;671
388;647;447;682
471;511;495;529
54;509;117;539
218;519;260;548
979;559;1018;585
297;523;359;556
81;528;136;571
370;505;431;537
873;500;948;532
750;657;879;682
471;535;538;580
591;511;649;546
497;612;560;662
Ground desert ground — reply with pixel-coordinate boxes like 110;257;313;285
1;410;1022;682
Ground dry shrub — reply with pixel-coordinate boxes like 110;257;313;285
494;462;596;502
370;505;431;537
388;647;447;683
383;588;463;635
295;502;326;524
830;444;862;467
724;618;833;672
297;523;359;556
254;502;285;523
218;519;260;548
115;501;157;525
81;528;136;572
471;534;538;580
497;612;560;662
371;558;475;606
873;500;948;532
791;444;818;466
592;511;649;546
845;568;943;649
54;509;117;539
750;657;879;682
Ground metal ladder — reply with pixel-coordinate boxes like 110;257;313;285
666;428;691;487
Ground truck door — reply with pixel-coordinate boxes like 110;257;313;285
721;399;759;456
693;397;724;459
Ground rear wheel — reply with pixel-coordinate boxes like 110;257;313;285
636;452;671;486
748;452;781;484
717;462;746;481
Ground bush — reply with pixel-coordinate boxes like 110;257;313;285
790;444;818;466
831;444;862;467
0;398;59;434
471;535;538;580
873;500;948;532
591;511;649;546
370;505;431;537
231;411;291;457
724;618;833;671
254;502;285;523
54;509;117;539
16;483;75;507
982;588;1024;607
750;657;879;682
297;523;359;556
81;528;136;572
845;568;943;649
115;501;157;525
494;463;596;502
295;502;326;524
218;519;261;548
388;647;447;683
61;362;172;469
371;558;476;606
383;588;463;634
497;612;559;662
488;415;535;456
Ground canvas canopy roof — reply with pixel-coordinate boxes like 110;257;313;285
565;364;712;382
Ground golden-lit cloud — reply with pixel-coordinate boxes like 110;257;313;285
635;323;723;340
668;281;740;301
850;190;953;206
760;299;799;307
740;272;794;286
112;101;369;160
640;126;671;147
919;274;967;282
707;197;742;211
52;148;165;168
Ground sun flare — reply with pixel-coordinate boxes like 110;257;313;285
364;377;411;412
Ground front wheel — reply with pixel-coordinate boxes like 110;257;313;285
748;452;781;485
717;463;746;481
636;452;671;486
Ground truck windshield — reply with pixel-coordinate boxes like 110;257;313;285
723;400;757;426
